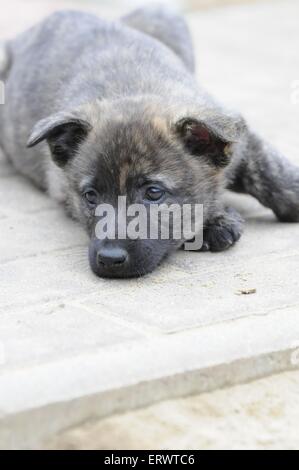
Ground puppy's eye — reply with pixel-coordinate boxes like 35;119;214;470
83;189;98;207
145;187;165;202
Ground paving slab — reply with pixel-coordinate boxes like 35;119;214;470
1;0;299;449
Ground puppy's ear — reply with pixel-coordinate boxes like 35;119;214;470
176;113;246;168
27;112;92;167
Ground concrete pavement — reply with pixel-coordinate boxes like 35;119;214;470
45;369;299;450
0;0;299;449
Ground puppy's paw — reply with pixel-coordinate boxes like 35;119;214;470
200;207;243;252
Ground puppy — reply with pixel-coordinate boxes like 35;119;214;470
0;7;298;278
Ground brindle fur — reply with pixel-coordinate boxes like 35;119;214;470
0;7;299;278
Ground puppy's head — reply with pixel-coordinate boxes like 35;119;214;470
28;99;244;278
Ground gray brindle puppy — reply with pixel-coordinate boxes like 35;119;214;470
0;7;298;278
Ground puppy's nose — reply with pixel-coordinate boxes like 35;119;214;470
96;245;128;268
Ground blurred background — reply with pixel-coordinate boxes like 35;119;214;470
0;0;269;37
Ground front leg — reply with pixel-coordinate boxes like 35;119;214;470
200;207;244;252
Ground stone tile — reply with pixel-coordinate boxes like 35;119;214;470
76;250;299;333
0;302;143;370
0;248;99;313
0;210;87;263
0;176;56;215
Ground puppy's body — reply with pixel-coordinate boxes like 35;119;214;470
1;10;196;188
1;7;299;277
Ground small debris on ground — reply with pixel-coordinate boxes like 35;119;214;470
236;288;257;296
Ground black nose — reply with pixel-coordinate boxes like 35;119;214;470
96;245;128;268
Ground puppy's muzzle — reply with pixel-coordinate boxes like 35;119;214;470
89;238;132;277
96;244;129;268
